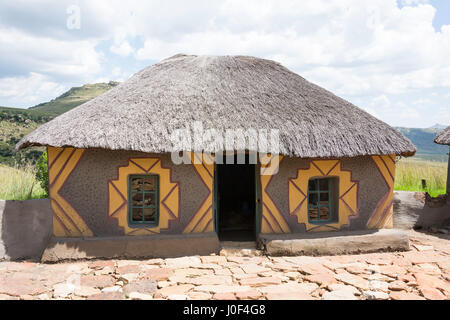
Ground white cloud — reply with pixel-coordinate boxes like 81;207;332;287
110;41;134;56
110;30;135;57
0;0;449;127
0;27;102;79
0;72;66;108
399;0;429;5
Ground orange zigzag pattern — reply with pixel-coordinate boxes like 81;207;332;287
183;152;214;233
367;155;396;229
48;147;93;237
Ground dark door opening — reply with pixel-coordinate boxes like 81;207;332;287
215;154;256;241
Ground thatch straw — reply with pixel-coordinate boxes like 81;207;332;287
16;54;416;158
434;126;450;146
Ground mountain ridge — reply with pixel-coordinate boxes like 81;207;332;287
395;126;448;161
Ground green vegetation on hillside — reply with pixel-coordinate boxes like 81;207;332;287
0;81;118;166
30;81;119;116
395;158;447;197
0;107;47;165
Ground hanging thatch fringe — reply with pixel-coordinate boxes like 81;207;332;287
16;54;416;158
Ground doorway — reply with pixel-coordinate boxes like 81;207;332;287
215;154;257;241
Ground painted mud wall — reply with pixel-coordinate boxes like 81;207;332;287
49;146;395;238
260;155;396;233
48;147;214;237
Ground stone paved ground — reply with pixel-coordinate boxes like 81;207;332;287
0;230;449;300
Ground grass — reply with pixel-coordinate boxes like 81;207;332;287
0;164;46;200
395;158;447;197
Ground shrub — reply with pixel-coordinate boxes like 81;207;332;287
35;151;49;197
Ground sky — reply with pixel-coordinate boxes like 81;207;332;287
0;0;449;128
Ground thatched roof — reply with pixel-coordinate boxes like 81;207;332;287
434;126;450;146
16;54;416;158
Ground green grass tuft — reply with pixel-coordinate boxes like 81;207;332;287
394;158;447;197
0;164;47;200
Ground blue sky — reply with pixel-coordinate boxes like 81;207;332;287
0;0;449;128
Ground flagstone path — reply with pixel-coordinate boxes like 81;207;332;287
0;230;448;300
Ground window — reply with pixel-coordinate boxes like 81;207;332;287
128;175;159;226
307;178;334;223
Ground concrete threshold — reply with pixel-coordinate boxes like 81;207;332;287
219;241;262;257
220;241;257;249
260;229;410;256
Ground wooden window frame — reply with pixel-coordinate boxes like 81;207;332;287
307;177;333;224
127;174;160;227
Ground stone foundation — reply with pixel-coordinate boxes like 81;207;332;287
41;233;221;262
260;229;410;256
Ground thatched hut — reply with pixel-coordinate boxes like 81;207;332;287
434;126;450;194
17;54;416;258
435;126;450;146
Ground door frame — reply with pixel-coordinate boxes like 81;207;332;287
213;162;219;233
213;160;260;238
254;163;261;237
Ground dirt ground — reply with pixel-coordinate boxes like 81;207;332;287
0;229;448;300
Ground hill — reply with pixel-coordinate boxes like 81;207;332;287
428;123;447;130
0;82;118;165
29;81;119;116
395;126;448;162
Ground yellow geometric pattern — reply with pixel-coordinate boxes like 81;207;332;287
48;147;93;237
183;152;214;233
108;157;180;235
288;160;359;232
260;155;291;233
367;155;396;229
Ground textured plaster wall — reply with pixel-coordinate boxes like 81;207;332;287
0;199;52;261
266;156;386;233
59;149;207;236
59;149;389;236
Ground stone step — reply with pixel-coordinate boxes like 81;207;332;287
261;229;410;256
219;241;263;257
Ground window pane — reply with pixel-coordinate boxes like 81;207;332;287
132;208;143;222
320;192;329;204
308;179;317;191
308;177;335;223
131;177;144;192
143;177;156;191
319;179;329;191
320;206;330;220
132;193;143;206
143;207;156;222
143;193;156;206
308;207;319;220
129;175;159;225
309;193;318;206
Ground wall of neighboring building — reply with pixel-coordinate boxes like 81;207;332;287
260;155;395;233
48;147;214;237
0;199;52;261
394;191;450;230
